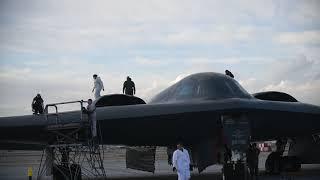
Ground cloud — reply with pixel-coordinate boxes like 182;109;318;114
188;57;270;66
275;31;320;45
267;55;319;82
238;56;320;104
0;0;278;54
238;78;257;89
134;57;166;66
162;25;264;45
286;0;320;26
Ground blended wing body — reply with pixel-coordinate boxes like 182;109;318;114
0;72;319;147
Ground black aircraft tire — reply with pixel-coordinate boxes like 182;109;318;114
265;152;281;174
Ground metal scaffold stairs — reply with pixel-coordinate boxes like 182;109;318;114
37;100;107;180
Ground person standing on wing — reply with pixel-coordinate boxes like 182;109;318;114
123;76;136;96
92;74;104;99
31;93;44;115
225;69;234;78
172;142;191;180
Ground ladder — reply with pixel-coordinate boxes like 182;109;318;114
38;100;107;179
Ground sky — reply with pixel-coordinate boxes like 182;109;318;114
0;0;319;117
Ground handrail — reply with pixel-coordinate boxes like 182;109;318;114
46;100;87;107
45;100;87;124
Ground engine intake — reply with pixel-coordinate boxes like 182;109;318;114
253;91;298;102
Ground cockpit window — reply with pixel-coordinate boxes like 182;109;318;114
175;80;197;99
150;73;252;103
198;79;251;99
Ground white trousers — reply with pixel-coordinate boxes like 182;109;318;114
94;88;102;99
177;169;190;180
91;118;97;137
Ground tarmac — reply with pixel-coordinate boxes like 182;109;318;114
0;146;319;180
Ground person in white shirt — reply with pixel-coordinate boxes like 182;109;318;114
172;142;191;180
86;99;97;138
92;74;104;99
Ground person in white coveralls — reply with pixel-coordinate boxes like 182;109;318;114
86;99;97;138
92;74;104;99
172;142;191;180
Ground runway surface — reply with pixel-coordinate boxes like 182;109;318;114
0;146;319;180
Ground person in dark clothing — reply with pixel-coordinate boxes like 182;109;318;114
252;143;260;178
225;70;234;78
246;143;260;180
224;144;232;163
32;94;44;114
167;146;174;165
123;76;136;96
